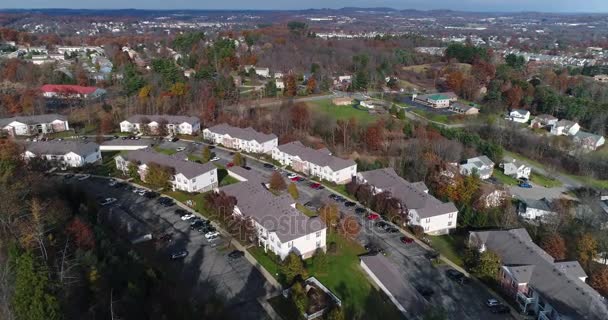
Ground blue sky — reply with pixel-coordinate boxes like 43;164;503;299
1;0;607;13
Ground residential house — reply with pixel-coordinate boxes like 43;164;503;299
219;180;326;260
507;109;530;123
530;114;558;129
276;80;285;90
272;141;357;184
357;168;458;235
500;160;531;179
572;130;605;151
550;120;580;136
203;123;278;154
332;97;354;106
115;149;218;193
360;254;428;318
254;67;271;78
41;84;106;99
594;74;608;83
0;114;69;136
518;198;554;220
412;92;458;108
459;156;495;180
120;114;201;136
24;141;101;167
449;103;479;115
469;229;608;320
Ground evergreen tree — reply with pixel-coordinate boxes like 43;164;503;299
12;251;61;320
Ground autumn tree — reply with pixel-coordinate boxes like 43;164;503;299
472;250;501;281
306;77;316;94
290;103;311;133
66;217;95;250
446;71;465;95
577;233;598;270
364;122;385;151
589;266;608;297
269;171;287;192
232;152;245;166
505;86;523;108
145;162;174;189
541;233;567;260
201;147;212;163
339;215;361;239
99;114;114;135
319;203;340;230
285;74;297;97
281;252;306;283
288;182;299;200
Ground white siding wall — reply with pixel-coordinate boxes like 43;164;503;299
409;211;457;235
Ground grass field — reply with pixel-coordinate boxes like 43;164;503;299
94;151;122;176
429;233;466;267
530;172;562;188
409;109;451;124
492;170;519;186
306;99;378;124
154;146;177;155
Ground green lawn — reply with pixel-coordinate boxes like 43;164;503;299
410;109;451;124
530;172;562;188
307;99;378;124
93;151;122;176
268;295;302;320
218;168;239;186
429;233;467;267
492;170;519;186
296;203;317;217
154;146;177;155
164;191;209;214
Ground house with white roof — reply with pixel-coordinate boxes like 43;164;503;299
0;114;69;136
507;109;530;123
459;156;495;180
203;123;278;154
357;168;458;235
220;169;326;260
120;114;200;136
273;141;357;184
115;149;218;193
550;120;580;136
500;159;531;179
24;141;101;168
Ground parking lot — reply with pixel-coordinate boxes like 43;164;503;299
69;176;271;320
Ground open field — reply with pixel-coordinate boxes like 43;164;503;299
306;99;380;124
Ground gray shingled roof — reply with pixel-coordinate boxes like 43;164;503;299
574;130;604;143
25;141;99;157
125;114;199;125
277;141;356;171
523;198;552;212
555;119;577;129
358;168;457;218
220;181;325;243
205;123;277;144
360;254;428;317
470;229;608;320
121;148;216;179
0;114;67;127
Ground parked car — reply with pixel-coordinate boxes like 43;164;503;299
227;162;234;168
309;182;322;189
415;285;434;298
263;163;275;169
181;213;195;221
108;179;117;187
228;250;245;260
205;231;220;240
190;221;205;230
446;269;466;283
519;182;532;188
355;207;367;214
159;233;173;243
489;304;510;314
175;209;189;216
170;137;179;142
287;173;298;179
328;194;338;200
144;191;159;199
424;251;440;260
176;147;186;152
158;197;174;207
334;196;346;203
170;250;188;260
400;236;414;244
375;221;388;229
486;298;500;307
114;182;126;188
210;156;220;162
344;201;356;207
77;174;91;181
207;145;215;149
290;176;301;182
241;166;252;170
98;198;117;206
385;227;399;233
367;212;380;220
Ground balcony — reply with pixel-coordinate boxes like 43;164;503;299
538;310;550;320
516;291;537;312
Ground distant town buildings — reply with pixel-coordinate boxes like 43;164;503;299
24;141;101;168
0;114;69;137
41;84;106;99
120;115;201;136
203;123;278;154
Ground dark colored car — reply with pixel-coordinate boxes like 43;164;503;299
170;137;179;142
424;251;440;260
114;182;126;188
144;191;159;198
334;196;346;203
190;221;205;230
385;227;399;233
207;145;215;149
263;163;275;169
400;236;414;244
355;207;367;214
175;209;189;216
158;197;174;206
415;285;434;298
376;221;388;229
489;305;510;314
344;201;356;207
328;194;338;200
446;269;466;283
170;250;188;260
228;250;245;260
241;166;252;170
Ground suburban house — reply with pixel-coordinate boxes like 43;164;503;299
412;92;458;108
0;114;69;136
572;130;605;151
120;114;201;136
357;168;458;235
594;74;608;83
550;120;580;136
469;229;608;320
272;141;357;184
360;254;428;319
448;103;479;115
219;174;326;260
332;97;354;106
530;114;558;129
459;156;495;180
518;198;554;220
500;159;531;179
23;141;101;168
507;109;531;123
243;65;271;78
115;149;218;193
203;123;278;154
41;84;106;99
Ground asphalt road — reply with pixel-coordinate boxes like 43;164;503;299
69;176;271;320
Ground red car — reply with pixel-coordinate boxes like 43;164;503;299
227;162;234;168
367;213;380;220
400;236;414;244
309;182;321;189
290;176;300;181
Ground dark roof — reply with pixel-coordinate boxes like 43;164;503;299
573;130;604;143
227;166;265;183
358;168;457;218
0;114;67;127
120;148;216;179
277;141;356;171
533;114;558;122
25;141;99;157
125;114;199;125
205;123;277;144
470;229;608;320
523;198;552;212
220;181;325;243
450;102;478;112
360;254;428;317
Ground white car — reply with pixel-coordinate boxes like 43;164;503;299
99;198;117;206
136;189;147;196
181;214;195;221
176;147;186;152
287;173;297;179
77;174;91;180
210;156;220;162
205;231;220;240
108;179;117;187
486;298;500;307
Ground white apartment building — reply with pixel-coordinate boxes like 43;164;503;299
1;114;69;136
115;149;218;193
24;141;101;168
357;168;458;235
120;114;201;136
272;141;357;184
203;123;278;154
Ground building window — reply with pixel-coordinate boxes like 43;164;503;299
425;218;430;223
448;221;452;226
288;242;292;248
316;241;321;248
191;178;196;183
316;231;321;238
449;213;454;218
